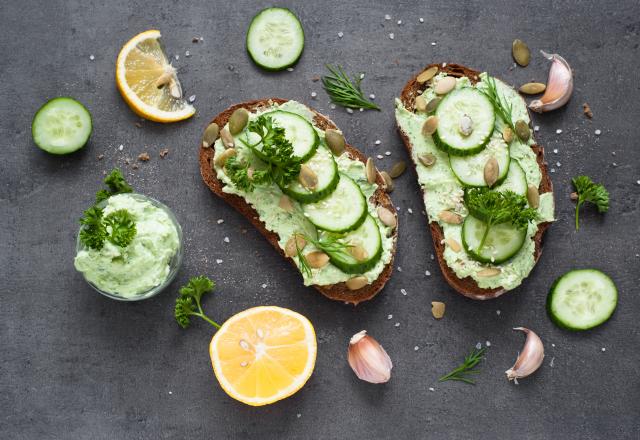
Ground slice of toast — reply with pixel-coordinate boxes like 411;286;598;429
199;98;397;305
397;64;553;300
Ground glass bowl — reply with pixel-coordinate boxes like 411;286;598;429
75;193;183;301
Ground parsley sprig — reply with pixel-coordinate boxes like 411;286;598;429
464;188;539;252
439;346;487;384
572;175;609;230
227;116;301;192
480;75;516;132
96;168;133;203
322;64;380;110
174;276;221;329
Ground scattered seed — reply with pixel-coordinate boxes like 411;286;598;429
325;129;346;155
377;206;397;228
169;79;181;99
438;210;463;224
346;276;368;290
389;161;407;178
519;82;546;94
422;116;439;136
285;234;307;257
202;122;220;148
229;108;249;135
459;114;474;136
306;251;330;268
583;103;593;118
380;171;394;192
298;164;319;190
434;76;456;95
512;39;531;66
527;184;540;208
484;157;499;187
416;66;439;84
431;301;446;319
477;267;501;277
414;95;427;112
220;126;234;148
515;120;530;141
278;195;295;212
425;97;442;113
366;158;377;184
349;245;369;261
502;127;514;143
214;148;237;168
445;237;461;252
418;152;437;167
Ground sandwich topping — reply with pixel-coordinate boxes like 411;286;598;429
395;72;555;290
211;100;394;288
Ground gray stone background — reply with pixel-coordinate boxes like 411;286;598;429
1;0;639;439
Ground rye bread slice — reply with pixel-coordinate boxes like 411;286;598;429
397;64;553;300
199;98;397;305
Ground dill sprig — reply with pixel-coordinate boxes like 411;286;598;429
322;64;380;111
439;346;487;384
480;75;516;132
295;234;353;276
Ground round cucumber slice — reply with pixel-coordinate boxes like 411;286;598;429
435;88;495;156
462;214;526;264
449;138;510;187
302;174;367;233
494;159;527;196
246;7;305;71
32;97;92;154
254;111;318;162
324;215;383;274
547;269;618;331
282;147;339;203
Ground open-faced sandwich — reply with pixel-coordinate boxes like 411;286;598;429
396;64;555;300
199;99;397;304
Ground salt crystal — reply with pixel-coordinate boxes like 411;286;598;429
429;387;435;391
384;14;391;20
216;259;223;264
408;208;413;214
414;346;419;351
400;288;407;296
389;33;395;40
377;154;384;159
338;31;344;38
375;139;381;145
595;129;602;136
370;94;376;99
261;283;267;289
223;237;230;243
346;108;354;114
475;342;482;349
385;151;391;156
419;18;424;23
188;95;196;103
387;314;393;320
394;322;400;327
217;219;224;224
89;54;95;61
425;270;431;276
556;129;562;134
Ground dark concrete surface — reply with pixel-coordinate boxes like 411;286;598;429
2;0;639;438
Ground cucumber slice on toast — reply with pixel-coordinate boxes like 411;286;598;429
282;147;339;203
449;138;510;187
255;110;318;162
323;214;382;274
494;159;527;196
462;214;527;264
32;97;92;154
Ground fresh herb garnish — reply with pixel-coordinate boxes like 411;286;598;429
79;207;137;250
464;188;538;252
439;346;487;384
480;75;516;132
96;168;133;203
295;233;353;276
229;115;301;192
174;276;221;329
103;210;137;248
322;64;380;111
79;206;107;250
572;175;609;230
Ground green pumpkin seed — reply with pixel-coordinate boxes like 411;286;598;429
366;158;377;184
298;164;318;189
325;129;345;155
484;157;499;187
220;126;235;148
422;116;439;136
425;97;442;113
502;127;514;144
418;153;436;167
519;82;546;95
202;122;219;148
512;39;531;67
229;108;249;135
435;76;456;95
346;276;368;290
416;66;438;83
515;120;530;142
527;184;540;208
380;171;394;193
389;161;407;178
414;95;427;112
214;147;237;168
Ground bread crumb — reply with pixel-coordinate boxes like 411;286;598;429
583;102;593;118
97;154;104;160
138;152;150;162
160;148;169;158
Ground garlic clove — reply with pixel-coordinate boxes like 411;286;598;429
347;330;393;384
505;327;544;382
528;51;573;113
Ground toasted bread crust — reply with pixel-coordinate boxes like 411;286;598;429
199;99;397;305
397;64;553;300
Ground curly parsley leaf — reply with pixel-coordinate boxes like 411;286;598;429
79;206;107;250
95;169;133;203
572;175;609;230
464;188;538;251
103;209;137;248
174;276;221;329
225;155;254;192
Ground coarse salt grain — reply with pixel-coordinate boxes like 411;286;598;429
400;288;407;296
330;104;336;110
486;341;491;347
118;144;124;151
223;237;230;243
287;67;294;72
175;55;179;60
375;140;381;145
385;151;391;156
534;125;540;132
387;314;393;320
385;14;391;20
496;310;501;315
389;33;395;40
595;129;602;135
431;42;436;46
408;208;413;214
419;18;424;23
338;31;344;38
397;266;402;272
377;154;384;159
397;20;402;25
425;270;431;276
394;322;400;327
475;342;482;349
261;283;267;289
188;95;196;103
217;219;224;224
311;91;317;98
346;108;354;114
185;50;190;57
553;149;558;153
601;347;606;352
89;54;95;60
370;94;376;99
216;259;223;264
414;346;419;351
556;129;562;134
429;387;435;391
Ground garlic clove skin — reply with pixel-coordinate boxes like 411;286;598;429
506;327;544;382
529;51;573;113
348;330;393;384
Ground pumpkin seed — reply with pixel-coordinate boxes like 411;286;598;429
484;157;499;187
438;210;463;225
220;126;235;148
431;301;446;319
477;267;501;277
389;161;407;178
512;39;531;67
228;108;249;135
366;158;376;184
298;164;318;190
284;234;307;257
459;114;474;137
422;116;439;136
434;76;456;95
425;97;442;113
445;237;461;253
502;127;514;144
519;82;546;95
377;206;397;228
306;251;330;268
325;129;345;155
515;120;530;141
346;276;369;290
418;153;437;167
349;244;369;261
202;122;219;148
214;148;237;167
278;195;294;212
380;171;394;192
570;191;578;201
527;184;540;208
416;66;438;83
414;95;427;112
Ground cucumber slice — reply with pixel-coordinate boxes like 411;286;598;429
254;111;318;162
494;159;527;196
246;7;305;71
547;269;618;331
32;97;92;154
449;138;510;187
302;174;367;233
434;88;495;156
282;147;339;203
323;215;382;274
462;214;526;264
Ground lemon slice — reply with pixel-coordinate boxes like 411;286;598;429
210;306;317;406
116;30;195;122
